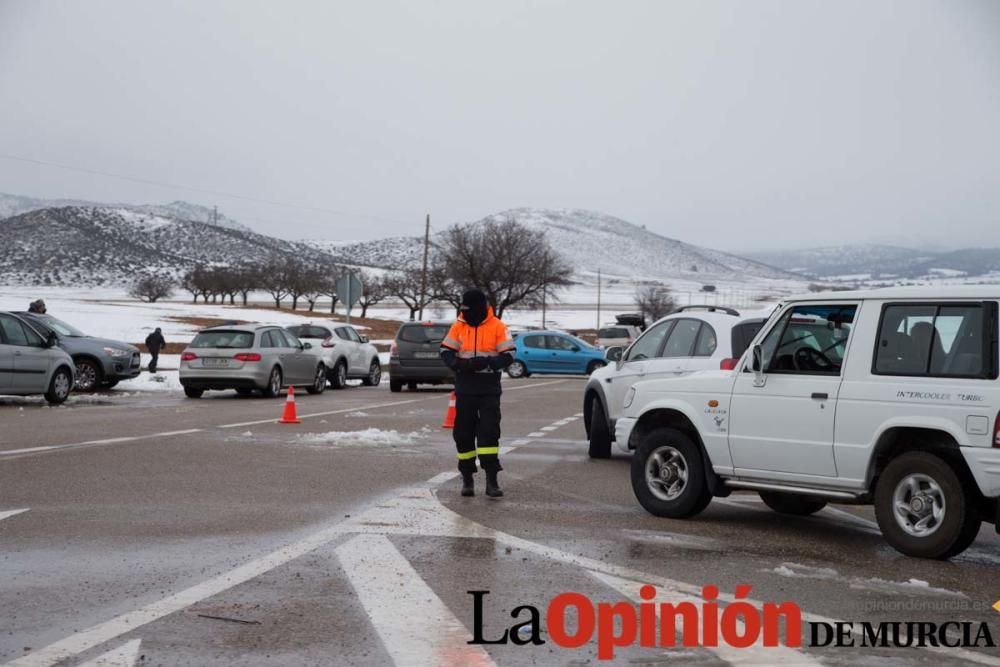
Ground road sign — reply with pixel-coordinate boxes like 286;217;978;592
336;272;364;322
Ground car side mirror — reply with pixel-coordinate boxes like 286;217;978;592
360;335;370;343
46;332;59;348
605;346;623;362
751;344;766;386
570;345;580;352
302;342;312;350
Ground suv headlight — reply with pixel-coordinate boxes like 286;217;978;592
623;387;637;409
103;347;132;358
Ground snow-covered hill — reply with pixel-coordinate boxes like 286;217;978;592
0;206;338;286
315;208;803;285
747;244;1000;280
0;193;251;233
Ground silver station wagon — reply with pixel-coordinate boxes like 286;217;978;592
0;312;75;404
179;325;327;399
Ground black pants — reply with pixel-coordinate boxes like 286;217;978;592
454;393;502;473
148;352;159;373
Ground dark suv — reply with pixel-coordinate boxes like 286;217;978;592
388;321;454;392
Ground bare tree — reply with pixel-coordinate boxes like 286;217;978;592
385;269;436;320
259;259;291;309
180;268;204;303
635;284;676;321
129;274;175;303
356;271;387;318
435;218;572;318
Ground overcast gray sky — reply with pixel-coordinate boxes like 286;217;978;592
1;0;998;250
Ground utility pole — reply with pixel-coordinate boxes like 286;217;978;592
212;205;218;226
596;269;602;331
418;213;430;320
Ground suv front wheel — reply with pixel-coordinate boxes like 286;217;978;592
874;451;981;559
631;427;711;519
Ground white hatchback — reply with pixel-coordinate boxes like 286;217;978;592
584;307;765;458
285;323;382;389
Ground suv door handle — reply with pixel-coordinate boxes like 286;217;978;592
811;392;828;400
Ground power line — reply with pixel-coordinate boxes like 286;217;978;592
0;152;413;226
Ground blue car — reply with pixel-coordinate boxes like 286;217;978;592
507;331;607;378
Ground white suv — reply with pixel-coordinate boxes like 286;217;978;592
285;323;381;388
584;307;764;458
617;287;1000;559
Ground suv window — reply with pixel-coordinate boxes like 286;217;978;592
874;302;998;378
731;320;765;359
625;320;672;361
599;327;630;338
398;324;448;344
663;319;701;358
337;326;362;343
760;304;857;375
0;314;40;346
287;325;331;339
693;324;717;357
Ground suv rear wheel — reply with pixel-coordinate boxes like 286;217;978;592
362;359;382;387
759;492;827;516
184;387;204;399
631;427;711;519
587;396;612;459
329;360;347;389
874;451;981;559
389;378;403;393
307;364;327;395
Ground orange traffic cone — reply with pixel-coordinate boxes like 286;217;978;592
278;385;301;424
442;391;457;429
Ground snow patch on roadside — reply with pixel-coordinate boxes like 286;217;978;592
296;427;431;449
766;562;966;598
116;371;184;393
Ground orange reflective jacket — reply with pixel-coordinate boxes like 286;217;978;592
441;306;514;359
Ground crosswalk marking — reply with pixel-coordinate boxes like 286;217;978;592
337;534;497;667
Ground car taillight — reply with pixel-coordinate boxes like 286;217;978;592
234;352;262;362
390;342;399;358
720;358;739;370
322;336;336;348
993;413;1000;448
181;352;197;361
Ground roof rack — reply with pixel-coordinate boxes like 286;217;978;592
675;305;740;317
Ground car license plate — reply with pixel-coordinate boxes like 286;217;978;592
204;358;230;368
414;352;439;359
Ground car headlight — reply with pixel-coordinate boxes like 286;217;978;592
623;387;637;409
103;347;132;358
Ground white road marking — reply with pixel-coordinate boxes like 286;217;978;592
0;430;203;458
527;432;545;437
592;571;821;666
539;426;558;432
502;379;566;392
0;508;29;522
510;439;530;446
77;639;141;667
217;398;428;428
337;534;497;667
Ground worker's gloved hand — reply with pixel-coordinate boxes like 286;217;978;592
453;357;473;372
487;356;508;371
469;357;490;371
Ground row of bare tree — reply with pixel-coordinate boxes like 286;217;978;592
129;218;576;320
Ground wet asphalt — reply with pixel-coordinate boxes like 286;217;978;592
1;377;999;666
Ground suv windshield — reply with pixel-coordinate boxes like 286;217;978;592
599;327;630;338
190;330;255;349
29;314;86;337
398;324;448;344
286;325;331;339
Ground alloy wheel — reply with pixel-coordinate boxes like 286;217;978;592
644;445;689;502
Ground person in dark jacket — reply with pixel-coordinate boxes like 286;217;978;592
28;299;47;314
145;327;166;373
439;289;515;498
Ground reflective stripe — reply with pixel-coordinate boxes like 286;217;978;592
441;337;461;351
496;340;515;352
456;450;478;460
457;351;501;359
476;446;500;456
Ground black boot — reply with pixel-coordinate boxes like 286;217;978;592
485;470;503;498
461;471;475;497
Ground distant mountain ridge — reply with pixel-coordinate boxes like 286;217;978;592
313;208;803;285
746;244;1000;280
0;192;251;233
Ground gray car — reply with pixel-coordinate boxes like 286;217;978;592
0;312;75;404
18;312;141;392
388;321;454;392
179;324;327;398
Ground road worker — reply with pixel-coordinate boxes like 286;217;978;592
439;288;515;498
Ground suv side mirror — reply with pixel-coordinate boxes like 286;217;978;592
605;346;623;362
360;335;370;343
751;344;766;386
46;331;59;348
302;342;312;350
